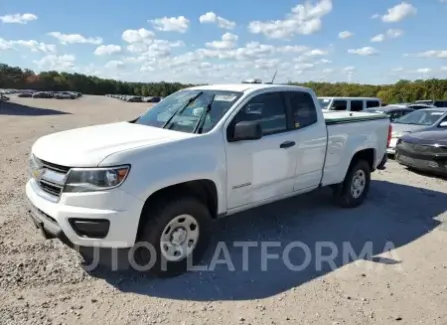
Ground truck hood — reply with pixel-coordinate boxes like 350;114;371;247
32;122;194;167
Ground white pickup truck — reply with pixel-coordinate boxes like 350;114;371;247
26;83;391;276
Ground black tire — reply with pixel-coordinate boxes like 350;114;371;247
133;196;211;278
333;159;371;208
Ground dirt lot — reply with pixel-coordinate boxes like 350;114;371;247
1;95;447;325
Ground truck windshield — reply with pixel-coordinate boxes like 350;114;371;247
393;110;445;125
134;89;243;133
318;98;331;109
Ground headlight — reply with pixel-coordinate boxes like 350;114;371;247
64;165;130;193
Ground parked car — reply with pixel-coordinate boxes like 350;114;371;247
415;100;447;108
55;91;76;99
17;91;34;98
126;96;142;102
0;93;10;101
318;96;382;112
25;82;390;277
396;130;447;176
366;105;414;122
387;108;447;155
32;91;54;98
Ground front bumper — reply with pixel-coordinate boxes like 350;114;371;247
26;179;145;248
395;150;447;176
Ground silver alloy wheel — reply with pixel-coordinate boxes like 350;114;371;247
351;169;366;199
160;214;200;262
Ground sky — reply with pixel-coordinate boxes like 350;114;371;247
1;0;447;85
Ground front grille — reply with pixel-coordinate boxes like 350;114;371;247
30;155;70;199
398;141;447;155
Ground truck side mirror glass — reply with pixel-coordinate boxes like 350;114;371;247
232;121;262;141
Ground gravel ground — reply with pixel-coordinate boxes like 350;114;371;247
1;95;447;325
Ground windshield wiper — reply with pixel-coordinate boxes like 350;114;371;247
161;91;203;129
193;94;215;134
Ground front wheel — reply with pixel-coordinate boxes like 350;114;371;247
333;160;371;208
133;196;211;277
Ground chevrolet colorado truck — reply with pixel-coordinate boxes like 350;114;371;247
26;83;391;277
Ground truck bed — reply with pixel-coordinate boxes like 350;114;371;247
323;110;388;125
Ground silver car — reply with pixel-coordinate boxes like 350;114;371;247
388;108;447;154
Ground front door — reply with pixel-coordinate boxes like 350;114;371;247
225;92;297;210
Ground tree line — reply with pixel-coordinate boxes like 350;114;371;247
1;63;447;103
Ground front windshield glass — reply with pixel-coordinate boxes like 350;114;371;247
134;89;243;133
393;110;445;125
318;98;331;109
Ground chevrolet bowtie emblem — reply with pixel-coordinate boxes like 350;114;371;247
32;167;45;179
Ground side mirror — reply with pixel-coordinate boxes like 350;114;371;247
439;121;447;127
232;121;262;141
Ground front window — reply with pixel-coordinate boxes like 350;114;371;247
318;98;331;109
134;89;243;133
393;110;445;125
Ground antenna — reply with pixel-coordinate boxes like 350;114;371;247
271;70;277;83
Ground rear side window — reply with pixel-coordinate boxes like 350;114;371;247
331;100;347;111
350;100;363;111
285;91;318;129
366;100;380;108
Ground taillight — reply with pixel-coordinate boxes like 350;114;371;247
387;124;392;147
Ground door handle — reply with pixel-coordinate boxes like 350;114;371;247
280;141;295;149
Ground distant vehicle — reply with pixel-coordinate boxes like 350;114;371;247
55;92;76;99
147;96;161;103
396;130;447;176
32;91;54;99
0;93;10;102
365;105;414;122
17;91;34;98
387;108;447;155
414;100;447;108
126;96;142;102
318;97;382;112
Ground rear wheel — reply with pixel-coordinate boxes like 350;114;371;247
133;196;211;277
333;160;371;208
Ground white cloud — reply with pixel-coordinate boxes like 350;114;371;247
371;14;380;19
381;2;417;23
48;32;103;45
0;38;56;53
338;31;353;39
149;16;189;33
348;46;379;56
371;29;403;42
371;34;385;42
199;12;236;29
414;50;447;58
105;60;125;69
34;54;76;70
122;28;155;43
248;0;332;39
94;44;122;56
343;66;355;72
304;49;328;56
205;33;238;50
0;13;37;24
415;68;432;74
386;29;404;38
442;66;447;71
